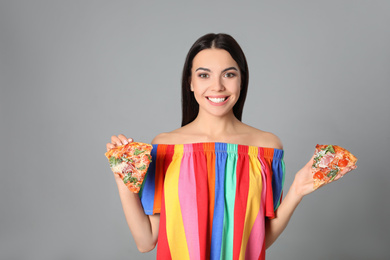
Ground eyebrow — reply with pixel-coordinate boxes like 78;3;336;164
195;67;238;73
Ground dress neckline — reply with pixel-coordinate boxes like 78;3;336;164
152;142;283;151
151;142;283;157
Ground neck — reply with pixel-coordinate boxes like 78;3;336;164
190;110;241;138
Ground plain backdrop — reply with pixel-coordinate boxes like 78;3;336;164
1;1;389;259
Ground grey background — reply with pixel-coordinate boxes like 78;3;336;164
1;1;389;259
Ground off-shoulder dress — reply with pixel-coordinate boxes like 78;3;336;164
139;142;285;260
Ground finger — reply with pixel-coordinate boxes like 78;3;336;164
340;166;355;176
118;134;129;145
111;135;123;146
106;143;115;152
335;166;355;181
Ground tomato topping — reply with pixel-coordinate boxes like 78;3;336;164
338;158;348;167
314;171;324;180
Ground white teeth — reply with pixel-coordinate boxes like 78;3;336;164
208;97;226;103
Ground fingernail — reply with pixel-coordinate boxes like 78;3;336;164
124;140;129;144
128;138;133;142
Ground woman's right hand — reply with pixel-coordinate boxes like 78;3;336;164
107;134;159;252
106;134;134;152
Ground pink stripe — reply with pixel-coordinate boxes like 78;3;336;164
178;144;201;260
245;150;267;259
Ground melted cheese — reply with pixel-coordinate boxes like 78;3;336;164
111;162;127;173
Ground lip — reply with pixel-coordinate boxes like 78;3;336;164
206;95;230;106
207;95;229;98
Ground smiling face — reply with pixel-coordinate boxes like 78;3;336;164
190;48;241;119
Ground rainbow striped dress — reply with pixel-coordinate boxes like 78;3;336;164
139;143;285;260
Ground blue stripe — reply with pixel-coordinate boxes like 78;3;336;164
272;149;284;210
139;144;157;215
210;142;227;260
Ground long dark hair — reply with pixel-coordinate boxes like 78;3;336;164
181;33;249;127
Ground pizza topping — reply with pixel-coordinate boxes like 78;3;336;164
314;171;324;180
121;156;134;163
123;173;138;185
134;148;145;155
111;162;127;173
318;153;335;168
109;156;122;167
338;158;348;167
137;165;147;171
123;164;135;173
322;145;335;154
327;167;339;181
312;145;337;168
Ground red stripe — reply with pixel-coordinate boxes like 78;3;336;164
193;143;208;259
153;145;166;214
233;145;250;260
204;142;215;258
262;148;275;219
156;145;173;259
258;238;266;260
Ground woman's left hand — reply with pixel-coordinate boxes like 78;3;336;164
291;155;316;197
292;155;350;197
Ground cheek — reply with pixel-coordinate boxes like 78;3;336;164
228;80;241;94
191;85;204;102
192;81;208;94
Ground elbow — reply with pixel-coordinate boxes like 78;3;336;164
137;242;157;253
265;239;273;250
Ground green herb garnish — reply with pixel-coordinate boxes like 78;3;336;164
123;173;131;184
327;168;339;181
313;156;321;167
121;156;129;162
109;157;122;167
123;174;138;184
121;156;134;163
322;145;335;154
134;148;145;155
137;165;146;171
130;177;138;184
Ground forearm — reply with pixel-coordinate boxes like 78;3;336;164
115;175;159;252
265;180;303;249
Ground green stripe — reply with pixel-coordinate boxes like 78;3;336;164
220;143;237;259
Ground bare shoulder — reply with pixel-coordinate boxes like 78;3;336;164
258;131;283;150
151;126;193;145
151;132;176;145
242;124;283;150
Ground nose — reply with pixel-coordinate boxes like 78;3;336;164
211;77;226;91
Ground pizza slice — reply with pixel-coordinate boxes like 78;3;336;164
105;142;153;193
312;144;357;190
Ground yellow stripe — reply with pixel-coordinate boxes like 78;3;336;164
239;148;262;260
164;145;190;260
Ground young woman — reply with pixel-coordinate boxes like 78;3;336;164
106;33;343;259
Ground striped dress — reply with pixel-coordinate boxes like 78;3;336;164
139;143;285;260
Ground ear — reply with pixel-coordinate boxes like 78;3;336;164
189;77;194;92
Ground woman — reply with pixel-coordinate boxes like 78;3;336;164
106;33;339;259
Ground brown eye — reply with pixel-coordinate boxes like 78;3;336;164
199;73;209;78
224;72;236;78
